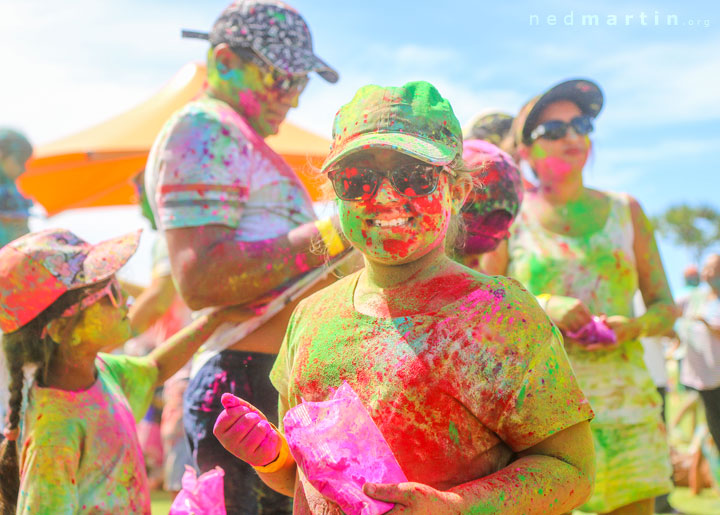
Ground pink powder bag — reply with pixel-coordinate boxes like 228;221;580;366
566;316;617;345
169;466;226;515
283;382;407;515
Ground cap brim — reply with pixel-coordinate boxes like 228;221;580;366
257;44;339;83
522;79;603;144
71;230;141;290
321;132;457;173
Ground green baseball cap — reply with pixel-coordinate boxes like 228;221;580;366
321;81;463;172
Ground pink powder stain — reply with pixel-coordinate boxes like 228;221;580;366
238;90;261;118
534;156;573;180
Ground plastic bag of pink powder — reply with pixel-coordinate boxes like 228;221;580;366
169;466;226;515
567;316;617;345
283;382;407;515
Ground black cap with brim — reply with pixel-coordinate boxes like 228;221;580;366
521;79;603;145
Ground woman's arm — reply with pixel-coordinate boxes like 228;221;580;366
365;421;594;514
607;196;677;341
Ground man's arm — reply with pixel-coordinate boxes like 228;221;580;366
166;222;330;310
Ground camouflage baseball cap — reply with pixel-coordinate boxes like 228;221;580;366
184;0;338;83
462;111;514;146
0;229;140;333
321;81;463;172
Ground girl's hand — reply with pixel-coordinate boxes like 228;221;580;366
545;295;593;333
363;482;463;514
213;393;281;467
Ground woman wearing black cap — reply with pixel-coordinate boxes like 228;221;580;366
483;79;678;515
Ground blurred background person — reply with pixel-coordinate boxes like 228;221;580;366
0;128;33;248
483;78;678;515
0;128;33;440
463;109;514;147
677;254;720;451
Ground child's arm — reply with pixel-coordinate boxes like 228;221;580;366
147;306;255;385
364;421;594;514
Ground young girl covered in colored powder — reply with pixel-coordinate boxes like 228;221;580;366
213;81;596;514
483;79;678;514
0;229;248;514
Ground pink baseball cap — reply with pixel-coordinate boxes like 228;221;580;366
0;229;141;333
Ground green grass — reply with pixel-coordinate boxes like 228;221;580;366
151;490;173;515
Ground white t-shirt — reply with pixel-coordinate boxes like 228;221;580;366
144;96;316;373
677;286;720;390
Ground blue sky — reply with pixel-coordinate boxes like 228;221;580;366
2;0;719;291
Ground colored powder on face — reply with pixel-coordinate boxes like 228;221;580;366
448;421;460;445
532;156;573;180
337;176;453;265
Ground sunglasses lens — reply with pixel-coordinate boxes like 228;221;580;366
390;165;440;197
540;120;568;140
571;116;594;136
331;167;379;200
273;72;309;93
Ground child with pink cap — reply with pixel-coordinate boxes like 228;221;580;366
0;229;249;514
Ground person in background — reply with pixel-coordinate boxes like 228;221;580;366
452;139;523;270
145;1;343;512
0;128;34;443
677;254;720;451
462;110;514;146
0;128;33;248
483;79;678;514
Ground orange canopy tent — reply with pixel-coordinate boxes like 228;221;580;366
18;62;331;216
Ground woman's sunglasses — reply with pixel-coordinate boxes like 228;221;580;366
60;278;125;318
529;115;594;142
327;163;450;201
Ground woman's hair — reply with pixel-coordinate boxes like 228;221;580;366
0;286;90;513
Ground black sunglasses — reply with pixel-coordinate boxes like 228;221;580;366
327;163;450;201
530;115;594;142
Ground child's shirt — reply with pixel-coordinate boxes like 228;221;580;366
271;271;594;514
17;353;158;514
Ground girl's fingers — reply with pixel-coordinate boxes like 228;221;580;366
242;420;277;465
220;393;266;419
213;404;251;435
249;422;281;465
